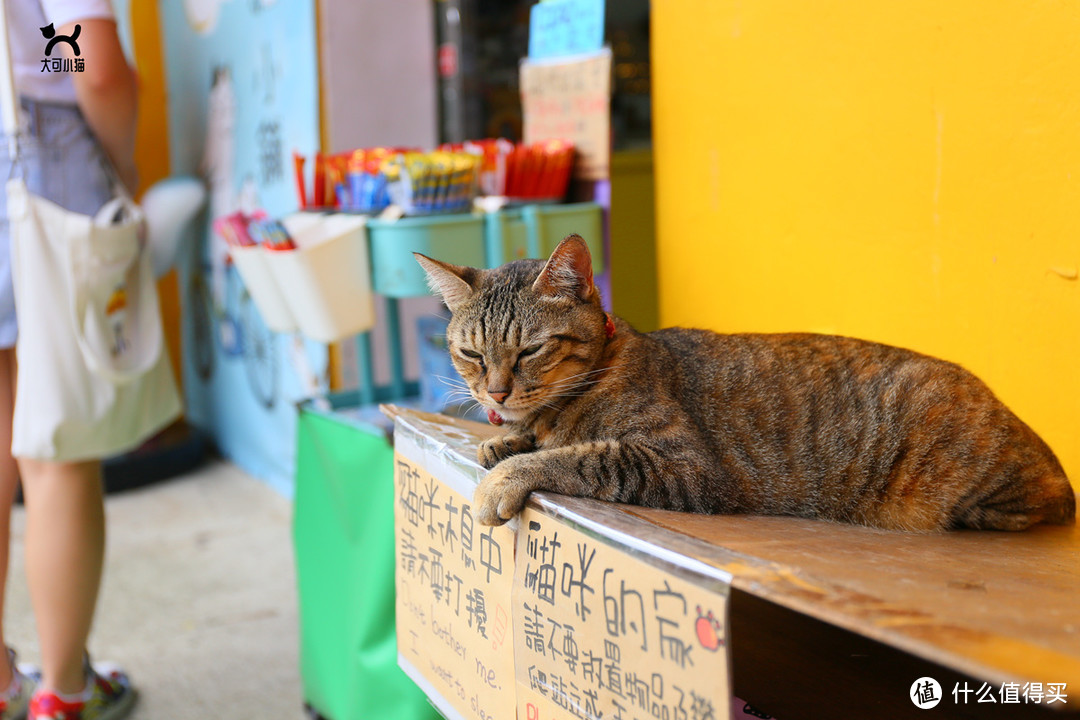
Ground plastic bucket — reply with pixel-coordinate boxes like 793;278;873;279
367;213;485;298
228;244;299;333
264;214;376;343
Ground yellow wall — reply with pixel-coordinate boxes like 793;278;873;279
610;149;659;332
129;1;182;388
652;1;1079;486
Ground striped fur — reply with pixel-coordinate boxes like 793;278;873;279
414;236;1077;532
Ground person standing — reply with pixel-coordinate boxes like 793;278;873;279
0;2;140;718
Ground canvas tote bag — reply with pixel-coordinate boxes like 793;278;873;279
0;4;181;461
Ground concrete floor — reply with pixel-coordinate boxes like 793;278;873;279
5;460;305;719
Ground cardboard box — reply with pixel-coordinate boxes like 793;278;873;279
389;407;518;720
386;406;1080;719
385;406;733;720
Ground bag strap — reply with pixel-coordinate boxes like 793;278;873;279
95;194;144;228
0;0;21;157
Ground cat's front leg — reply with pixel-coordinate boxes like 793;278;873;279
477;431;536;469
474;440;684;526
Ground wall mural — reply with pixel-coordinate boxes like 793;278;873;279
158;0;324;495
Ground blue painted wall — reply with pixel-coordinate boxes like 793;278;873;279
159;0;324;496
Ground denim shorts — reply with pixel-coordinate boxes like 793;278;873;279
0;99;114;348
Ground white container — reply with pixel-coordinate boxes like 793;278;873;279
263;214;376;344
280;212;324;242
228;244;299;333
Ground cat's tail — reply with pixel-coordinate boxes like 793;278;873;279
962;469;1076;531
1022;441;1076;526
989;421;1076;529
1036;475;1077;525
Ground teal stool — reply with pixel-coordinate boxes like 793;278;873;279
360;214;485;402
367;213;486;298
483;202;603;272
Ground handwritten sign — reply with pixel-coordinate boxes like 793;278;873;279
513;507;731;720
395;454;518;720
529;0;606;60
521;50;612;181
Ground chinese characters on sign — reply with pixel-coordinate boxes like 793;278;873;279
256;120;284;184
395;455;517;720
514;508;731;720
528;0;606;60
521;50;612;181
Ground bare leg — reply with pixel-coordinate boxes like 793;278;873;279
0;349;20;689
18;456;104;695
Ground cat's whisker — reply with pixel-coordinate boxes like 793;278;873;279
541;366;624;392
540;380;598;396
546;364;623;385
434;374;468;389
442;383;470;392
528;399;562;413
542;381;600;395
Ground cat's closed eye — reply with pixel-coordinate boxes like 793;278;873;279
518;344;544;358
460;348;484;364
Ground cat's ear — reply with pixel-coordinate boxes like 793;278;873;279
533;234;597;302
414;253;477;311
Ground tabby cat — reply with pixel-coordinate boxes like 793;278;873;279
414;235;1076;532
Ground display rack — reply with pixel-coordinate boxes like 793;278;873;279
353;201;604;407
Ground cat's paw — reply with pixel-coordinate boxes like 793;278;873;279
474;456;537;526
477;433;535;469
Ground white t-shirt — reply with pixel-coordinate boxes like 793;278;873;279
6;0;115;104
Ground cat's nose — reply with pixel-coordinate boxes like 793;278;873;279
488;390;509;404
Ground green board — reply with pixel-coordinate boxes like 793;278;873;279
294;403;439;720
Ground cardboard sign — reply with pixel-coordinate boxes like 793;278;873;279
521;50;612;181
513;506;731;720
395;453;517;720
529;0;606;60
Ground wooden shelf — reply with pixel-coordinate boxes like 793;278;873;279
385;407;1079;718
620;505;1080;719
520;493;1080;719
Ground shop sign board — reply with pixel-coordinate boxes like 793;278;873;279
522;50;613;181
529;0;606;60
389;407;732;720
514;501;731;720
393;410;517;720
